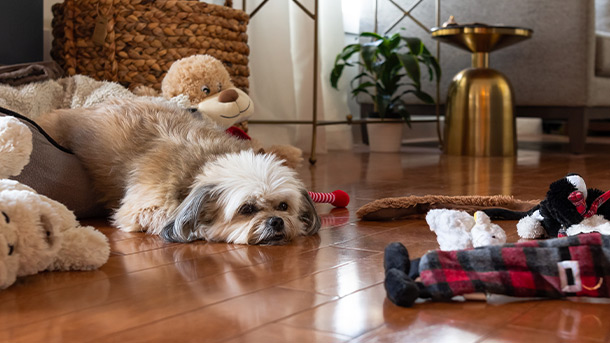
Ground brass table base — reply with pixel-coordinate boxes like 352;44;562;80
432;25;532;157
444;67;516;156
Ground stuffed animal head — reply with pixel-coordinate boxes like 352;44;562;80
471;211;507;247
545;173;589;229
161;54;254;129
517;174;590;239
0;182;110;289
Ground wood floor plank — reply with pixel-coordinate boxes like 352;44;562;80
89;287;334;343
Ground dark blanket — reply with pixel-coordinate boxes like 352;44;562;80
0;61;64;86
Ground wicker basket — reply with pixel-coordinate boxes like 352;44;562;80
51;0;249;92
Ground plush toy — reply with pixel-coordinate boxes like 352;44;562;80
308;190;350;208
161;54;254;130
484;174;610;239
153;54;303;169
0;116;110;289
425;209;506;250
384;232;610;307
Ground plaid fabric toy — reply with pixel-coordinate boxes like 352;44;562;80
384;233;610;307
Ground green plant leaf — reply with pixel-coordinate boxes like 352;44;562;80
359;31;384;40
413;90;435;104
421;45;441;80
351;87;372;98
337;44;361;62
361;42;381;71
391;89;435;104
330;63;345;89
350;72;374;89
387;33;401;51
402;37;423;55
397;53;421;86
353;81;375;92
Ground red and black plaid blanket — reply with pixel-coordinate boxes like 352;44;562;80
419;233;610;299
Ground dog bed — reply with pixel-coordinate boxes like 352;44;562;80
1;106;106;219
356;194;539;221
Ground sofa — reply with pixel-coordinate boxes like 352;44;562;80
361;0;610;153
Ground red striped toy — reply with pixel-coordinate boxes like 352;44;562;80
308;190;350;208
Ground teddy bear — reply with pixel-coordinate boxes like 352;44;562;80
137;54;303;169
0;115;110;289
425;209;507;250
383;232;610;307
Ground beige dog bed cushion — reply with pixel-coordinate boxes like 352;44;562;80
1;106;106;219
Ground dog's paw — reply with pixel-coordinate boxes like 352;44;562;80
113;206;165;233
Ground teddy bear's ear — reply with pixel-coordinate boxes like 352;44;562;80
40;214;57;248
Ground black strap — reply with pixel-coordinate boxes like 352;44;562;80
0;106;73;154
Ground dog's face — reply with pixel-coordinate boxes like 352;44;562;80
161;151;320;245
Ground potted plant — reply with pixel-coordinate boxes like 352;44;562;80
331;31;440;152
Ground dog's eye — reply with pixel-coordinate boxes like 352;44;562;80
201;85;210;95
277;202;288;211
1;212;9;224
239;204;258;215
8;245;13;256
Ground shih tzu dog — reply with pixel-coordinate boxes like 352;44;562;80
37;98;320;245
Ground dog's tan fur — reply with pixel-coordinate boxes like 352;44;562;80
38;98;253;235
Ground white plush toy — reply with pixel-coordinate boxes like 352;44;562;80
426;209;507;251
566;215;610;236
0;116;110;289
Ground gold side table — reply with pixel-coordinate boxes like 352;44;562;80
432;25;533;156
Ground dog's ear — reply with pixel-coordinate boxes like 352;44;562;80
299;189;321;235
160;185;217;243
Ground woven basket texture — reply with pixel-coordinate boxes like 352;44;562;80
51;0;249;92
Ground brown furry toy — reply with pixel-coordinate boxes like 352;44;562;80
159;54;303;169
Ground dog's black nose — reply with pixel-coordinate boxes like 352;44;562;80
267;217;284;232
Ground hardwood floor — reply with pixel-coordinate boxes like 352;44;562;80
3;135;610;342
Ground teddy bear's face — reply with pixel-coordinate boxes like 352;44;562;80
0;190;63;278
161;55;254;129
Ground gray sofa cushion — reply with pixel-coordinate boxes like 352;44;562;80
1;109;106;219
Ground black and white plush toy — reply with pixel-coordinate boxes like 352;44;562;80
485;174;610;239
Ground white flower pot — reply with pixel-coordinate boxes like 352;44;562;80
367;122;404;152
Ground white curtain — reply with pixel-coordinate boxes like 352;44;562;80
246;0;353;153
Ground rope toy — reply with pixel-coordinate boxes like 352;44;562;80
308;190;350;207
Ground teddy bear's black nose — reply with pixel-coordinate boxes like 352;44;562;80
218;89;238;103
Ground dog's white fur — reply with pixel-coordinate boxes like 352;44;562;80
38;98;320;245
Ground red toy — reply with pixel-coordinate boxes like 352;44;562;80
308;190;350;207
